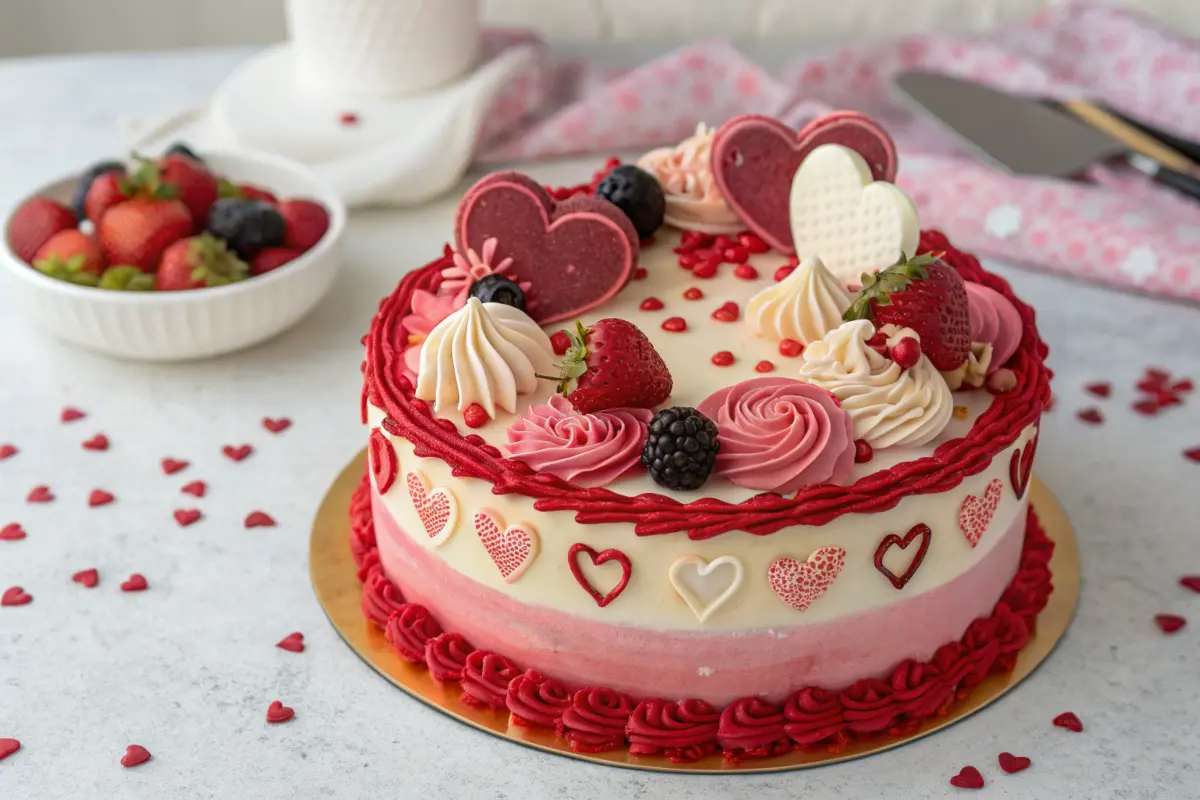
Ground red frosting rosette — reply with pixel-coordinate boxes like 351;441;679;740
360;563;406;627
506;669;573;729
460;651;520;710
697;377;856;495
782;687;845;746
626;698;721;762
888;660;954;721
424;632;473;684
384;604;443;664
557;687;635;753
717;697;790;759
839;678;899;734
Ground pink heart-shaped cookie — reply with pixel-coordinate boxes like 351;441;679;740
959;479;1003;547
474;511;539;583
455;172;639;324
406;472;457;545
767;546;846;611
711;112;898;254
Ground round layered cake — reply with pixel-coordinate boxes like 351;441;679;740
353;113;1053;760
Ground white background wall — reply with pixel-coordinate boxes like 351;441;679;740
1;0;1198;57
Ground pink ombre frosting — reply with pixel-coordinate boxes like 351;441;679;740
697;377;855;495
965;283;1022;372
505;395;653;487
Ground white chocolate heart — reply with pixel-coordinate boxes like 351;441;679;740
789;144;920;286
668;555;744;623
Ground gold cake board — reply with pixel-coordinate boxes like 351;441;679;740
310;450;1079;774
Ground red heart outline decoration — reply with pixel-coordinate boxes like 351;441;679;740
711;111;898;254
406;472;457;545
455;171;639;324
568;543;631;607
473;510;539;583
873;524;932;590
959;479;1003;548
369;428;398;493
767;546;846;611
1009;431;1038;500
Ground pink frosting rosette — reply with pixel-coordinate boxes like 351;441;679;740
965;282;1022;372
505;395;653;487
697;377;855;495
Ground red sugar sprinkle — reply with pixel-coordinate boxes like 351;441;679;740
245;511;277;528
998;752;1032;774
88;489;115;508
120;574;148;592
661;317;687;333
26;486;53;503
778;338;804;358
82;433;109;451
1154;613;1186;633
739;232;770;253
161;458;189;475
692;260;719;279
120;745;151;768
174;509;202;527
550;330;571;355
1180;576;1200;593
463;403;489;429
1184;447;1200;463
678;252;699;267
222;444;253;462
682;288;703;301
338;111;359;126
733;263;759;280
1076;407;1104;424
711;351;735;367
1132;399;1161;416
854;439;873;463
180;480;207;498
263;417;292;434
640;297;665;311
1143;366;1170;384
633;267;648;281
1173;379;1194;393
1053;711;1083;732
949;765;984;789
774;265;795;282
754;360;776;373
1;586;32;606
276;632;305;653
724;245;750;263
0;523;26;542
0;738;20;761
1084;381;1111;398
711;302;739;322
60;407;85;423
0;444;16;460
72;568;99;588
266;700;295;724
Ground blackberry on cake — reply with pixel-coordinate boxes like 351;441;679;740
595;164;666;239
641;407;720;491
206;197;286;259
546;319;672;413
469;274;526;311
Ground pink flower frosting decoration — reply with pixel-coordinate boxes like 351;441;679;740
697;377;855;495
505;395;653;487
441;237;531;307
401;288;462;379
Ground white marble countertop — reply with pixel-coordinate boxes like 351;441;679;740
1;48;1198;800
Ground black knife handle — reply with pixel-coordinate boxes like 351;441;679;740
1101;104;1200;167
1151;163;1200;203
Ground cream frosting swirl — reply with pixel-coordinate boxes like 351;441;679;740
505;395;652;487
965;282;1022;372
415;298;556;418
637;123;743;234
941;341;993;390
745;255;851;345
697;377;855;495
796;320;953;448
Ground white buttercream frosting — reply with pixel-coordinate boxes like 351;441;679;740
415;298;557;418
796;319;953;448
745;255;851;345
941;342;994;390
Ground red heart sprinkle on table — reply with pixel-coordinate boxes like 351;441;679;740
682;287;703;301
640;297;664;311
1173;378;1194;393
998;752;1032;773
1076;407;1104;424
88;489;115;507
550;330;571;355
692;260;719;279
733;263;759;280
633;267;648;280
120;574;148;592
0;523;26;541
739;232;769;253
778;338;804;358
1132;399;1161;416
266;701;295;723
82;433;109;451
245;511;277;528
949;765;984;789
2;586;32;606
276;632;305;653
72;569;99;588
1154;613;1186;633
711;302;739;322
1084;381;1111;398
755;360;775;373
1184;447;1200;463
0;738;19;761
1053;711;1083;732
120;744;151;768
854;439;873;463
180;481;207;498
774;265;795;282
1181;576;1200;593
262;417;292;434
0;444;16;460
711;351;735;367
26;486;53;503
661;317;687;332
223;444;253;462
161;458;189;475
338;111;359;125
724;245;750;262
174;509;202;527
60;407;86;423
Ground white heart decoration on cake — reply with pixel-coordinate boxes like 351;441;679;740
767;546;846;612
668;555;745;623
474;510;539;583
788;144;920;286
959;478;1003;548
406;472;458;546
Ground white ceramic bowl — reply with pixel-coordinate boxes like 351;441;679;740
0;149;346;361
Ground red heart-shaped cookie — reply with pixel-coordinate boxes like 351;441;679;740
180;481;206;498
999;752;1032;773
0;444;16;460
120;573;148;592
0;523;26;541
60;407;86;423
88;489;115;508
711;111;898;254
262;417;292;434
222;444;253;462
266;700;295;723
1053;711;1083;732
82;433;109;451
767;546;846;611
949;765;984;789
120;744;151;767
0;738;20;761
568;543;632;608
2;586;32;606
161;458;189;475
245;511;276;528
455;172;639;324
276;632;305;653
174;508;202;527
26;485;53;503
873;524;931;590
72;568;99;588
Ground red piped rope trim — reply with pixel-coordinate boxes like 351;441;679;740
351;472;1055;759
364;204;1050;539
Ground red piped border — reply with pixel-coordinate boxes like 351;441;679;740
364;211;1050;539
349;471;1055;761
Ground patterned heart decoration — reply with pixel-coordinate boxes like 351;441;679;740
1009;432;1038;500
455;171;639;324
959;479;1003;547
406;472;457;546
473;510;539;583
369;428;398;494
568;543;632;608
873;524;932;590
767;546;846;612
711;111;898;254
668;555;744;623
